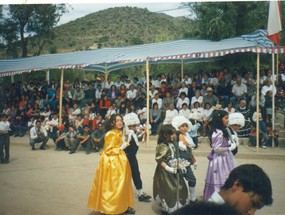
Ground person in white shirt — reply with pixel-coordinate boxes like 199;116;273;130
30;120;49;150
95;84;103;102
0;114;11;164
179;103;191;119
224;101;236;113
208;164;273;215
191;90;203;109
69;102;81;123
176;92;190;110
261;79;276;96
181;74;192;86
149;85;158;100
126;84;138;106
231;77;247;105
163;104;178;125
178;82;189;97
152;93;163;109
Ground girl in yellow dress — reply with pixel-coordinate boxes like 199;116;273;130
88;114;135;214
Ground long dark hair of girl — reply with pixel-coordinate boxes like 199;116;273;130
209;109;230;146
104;113;123;132
157;124;176;145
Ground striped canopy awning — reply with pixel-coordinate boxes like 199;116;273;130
0;29;283;77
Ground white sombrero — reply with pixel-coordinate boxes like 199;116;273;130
123;113;140;127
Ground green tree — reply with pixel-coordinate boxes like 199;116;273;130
3;4;67;57
183;2;268;40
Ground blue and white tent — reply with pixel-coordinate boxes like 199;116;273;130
0;29;281;77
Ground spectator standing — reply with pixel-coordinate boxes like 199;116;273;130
150;103;162;135
0;114;10;164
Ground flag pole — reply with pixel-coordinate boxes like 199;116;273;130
59;68;64;126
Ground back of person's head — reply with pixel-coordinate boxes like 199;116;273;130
209;110;229;142
157;124;176;145
170;201;242;215
221;164;273;206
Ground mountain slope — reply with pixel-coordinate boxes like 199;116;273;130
43;6;193;53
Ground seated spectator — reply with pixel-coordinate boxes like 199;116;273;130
107;85;119;102
179;103;191;119
152;93;163;110
162;91;175;112
158;81;168;98
11;110;28;137
163;103;178;125
191;101;204;119
266;122;279;147
230;77;247;106
30;120;49;150
105;103;117;119
91;122;105;152
68;102;81;124
117;102;127;116
178;82;188;97
73;86;85;107
69;125;92;155
74;114;84;132
126;84;137;107
203;87;218;107
95;84;103;103
224;101;235;113
53;125;67;151
119;84;127;99
190;90;203;109
202;102;214;137
176;92;190;110
44;113;59;142
150;102;162;135
236;100;251;137
56;126;79;151
216;79;229;108
98;95;111;118
30;103;41;119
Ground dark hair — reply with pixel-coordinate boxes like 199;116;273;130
157;124;176;145
221;164;273;206
170;201;242;215
209;110;230;143
180;92;186;97
105;114;123;132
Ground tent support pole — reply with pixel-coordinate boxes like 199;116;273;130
181;59;184;81
146;59;150;148
272;53;275;147
256;53;260;152
276;52;279;85
11;75;14;83
46;70;50;83
59;68;64;125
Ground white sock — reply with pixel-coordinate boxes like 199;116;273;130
137;189;143;196
189;187;196;201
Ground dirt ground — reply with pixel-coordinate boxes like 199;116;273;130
0;135;285;215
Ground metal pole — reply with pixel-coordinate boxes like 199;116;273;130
146;59;150;148
256;53;260;152
46;70;50;83
181;59;184;82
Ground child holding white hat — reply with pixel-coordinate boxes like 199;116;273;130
172;116;198;204
228;112;245;155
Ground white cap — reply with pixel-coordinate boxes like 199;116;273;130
123;113;140;127
229;112;245;128
171;116;192;131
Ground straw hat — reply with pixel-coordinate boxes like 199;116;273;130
212;104;223;110
207;87;214;92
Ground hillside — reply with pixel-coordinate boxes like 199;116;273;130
32;6;194;54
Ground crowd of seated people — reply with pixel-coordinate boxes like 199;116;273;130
1;65;285;152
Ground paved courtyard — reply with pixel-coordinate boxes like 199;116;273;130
0;135;285;215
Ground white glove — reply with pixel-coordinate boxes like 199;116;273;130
165;165;177;174
178;141;187;151
180;167;187;174
228;142;237;151
120;141;129;150
192;162;198;170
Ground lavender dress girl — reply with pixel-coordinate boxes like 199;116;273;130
203;129;235;201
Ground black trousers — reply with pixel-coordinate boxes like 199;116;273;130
126;153;142;190
0;133;10;163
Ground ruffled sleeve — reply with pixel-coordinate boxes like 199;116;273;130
104;130;122;155
155;143;169;164
211;130;229;154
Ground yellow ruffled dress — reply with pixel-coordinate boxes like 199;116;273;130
88;129;134;214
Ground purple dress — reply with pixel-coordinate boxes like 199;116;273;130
203;129;235;201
